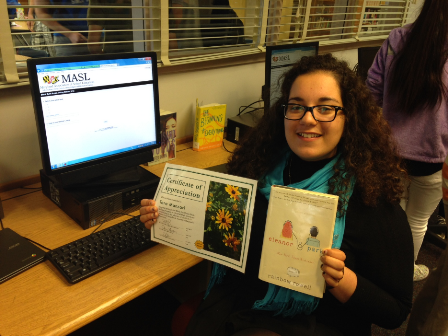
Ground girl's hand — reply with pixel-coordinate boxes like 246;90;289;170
140;199;159;229
321;248;346;288
321;248;357;303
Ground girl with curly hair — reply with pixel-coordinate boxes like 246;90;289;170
140;54;413;335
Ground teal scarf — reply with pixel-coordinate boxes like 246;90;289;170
205;151;354;317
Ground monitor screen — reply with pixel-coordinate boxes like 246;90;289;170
27;52;161;187
265;42;319;111
357;46;380;83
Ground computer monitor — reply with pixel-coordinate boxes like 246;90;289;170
357;46;380;82
27;52;161;188
264;42;319;112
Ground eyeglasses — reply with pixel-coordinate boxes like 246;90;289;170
282;104;344;122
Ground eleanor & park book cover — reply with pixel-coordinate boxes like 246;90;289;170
258;185;339;298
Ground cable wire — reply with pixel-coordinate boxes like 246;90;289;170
2;189;42;201
222;140;234;154
237;100;264;116
90;212;136;235
26;238;51;251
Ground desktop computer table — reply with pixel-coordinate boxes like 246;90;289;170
0;141;236;336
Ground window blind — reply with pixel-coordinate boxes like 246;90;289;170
0;0;413;87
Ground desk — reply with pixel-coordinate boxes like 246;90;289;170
10;21;30;46
0;141;236;336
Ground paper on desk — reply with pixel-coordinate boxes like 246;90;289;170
151;163;257;272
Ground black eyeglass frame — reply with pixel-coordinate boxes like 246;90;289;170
282;104;345;122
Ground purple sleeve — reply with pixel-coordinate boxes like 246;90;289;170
366;38;390;107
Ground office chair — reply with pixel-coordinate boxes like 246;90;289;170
171;291;205;336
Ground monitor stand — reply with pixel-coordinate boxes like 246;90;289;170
73;166;143;189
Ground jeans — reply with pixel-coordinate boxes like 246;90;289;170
17;48;49;58
400;170;443;262
53;35;90;57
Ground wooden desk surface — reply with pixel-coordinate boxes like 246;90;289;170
15;54;30;62
0;141;236;336
10;21;30;32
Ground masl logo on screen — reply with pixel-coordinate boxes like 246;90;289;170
42;73;91;85
43;75;59;84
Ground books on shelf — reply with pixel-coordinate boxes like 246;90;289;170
258;185;339;298
366;1;387;6
193;100;226;151
147;109;177;166
363;7;380;25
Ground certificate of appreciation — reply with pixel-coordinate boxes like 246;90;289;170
151;163;257;272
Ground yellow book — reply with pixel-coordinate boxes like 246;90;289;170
258;185;339;298
193;100;226;151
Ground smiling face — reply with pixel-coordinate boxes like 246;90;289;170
284;71;345;161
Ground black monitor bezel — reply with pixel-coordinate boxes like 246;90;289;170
264;42;319;112
357;46;381;82
27;51;161;184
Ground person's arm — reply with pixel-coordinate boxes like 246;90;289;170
87;1;105;53
169;0;184;48
366;38;389;107
172;2;183;27
169;32;178;49
26;0;35;31
444;156;448;217
88;24;104;53
338;195;414;329
35;0;87;43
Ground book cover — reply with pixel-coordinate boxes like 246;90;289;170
258;185;339;298
148;110;177;166
193;100;226;151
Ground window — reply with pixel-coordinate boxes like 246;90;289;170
265;0;411;44
1;0;413;87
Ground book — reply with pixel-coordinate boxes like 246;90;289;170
258;185;339;298
151;163;257;272
193;100;226;151
147;110;177;166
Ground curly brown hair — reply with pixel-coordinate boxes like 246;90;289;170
227;53;405;207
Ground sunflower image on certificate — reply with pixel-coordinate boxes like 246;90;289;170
202;181;250;262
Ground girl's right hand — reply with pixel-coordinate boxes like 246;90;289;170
140;199;159;229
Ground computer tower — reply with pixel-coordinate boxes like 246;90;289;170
40;167;160;229
225;110;264;144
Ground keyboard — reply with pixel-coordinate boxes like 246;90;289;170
46;216;156;284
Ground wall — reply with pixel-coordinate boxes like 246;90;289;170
0;49;358;185
0;85;41;184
